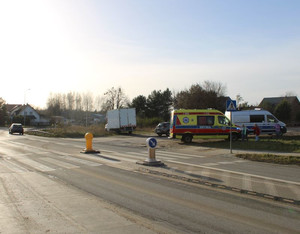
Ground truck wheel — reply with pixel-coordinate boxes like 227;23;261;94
182;134;193;143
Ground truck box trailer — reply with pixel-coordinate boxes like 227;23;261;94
105;108;136;134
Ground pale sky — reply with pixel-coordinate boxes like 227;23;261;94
1;0;299;109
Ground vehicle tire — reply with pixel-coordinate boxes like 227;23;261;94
182;134;193;143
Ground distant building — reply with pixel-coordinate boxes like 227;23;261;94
259;96;300;125
7;104;50;126
259;96;299;108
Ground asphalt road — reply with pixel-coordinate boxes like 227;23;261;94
0;128;299;233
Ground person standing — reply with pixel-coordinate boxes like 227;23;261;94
253;124;260;142
275;123;281;139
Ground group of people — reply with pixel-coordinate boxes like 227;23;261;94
241;123;281;142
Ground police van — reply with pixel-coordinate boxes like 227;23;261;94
225;109;287;136
170;109;241;143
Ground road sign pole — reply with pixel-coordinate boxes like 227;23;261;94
226;99;236;154
230;111;232;154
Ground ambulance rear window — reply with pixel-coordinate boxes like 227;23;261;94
197;116;214;126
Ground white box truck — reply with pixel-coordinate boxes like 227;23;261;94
105;108;136;134
225;109;287;136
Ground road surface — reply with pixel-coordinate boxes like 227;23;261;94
0;128;299;233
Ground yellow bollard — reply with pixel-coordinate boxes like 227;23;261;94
85;132;93;151
81;132;100;154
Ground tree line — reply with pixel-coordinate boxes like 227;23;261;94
44;81;229;124
1;80;298;126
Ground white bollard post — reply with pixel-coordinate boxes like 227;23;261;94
136;137;164;166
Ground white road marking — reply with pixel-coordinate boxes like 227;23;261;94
287;184;300;200
202;163;219;166
242;175;252;191
18;158;55;172
166;160;300;186
62;156;102;167
40;158;80;169
0;159;29;173
218;161;235;165
221;171;230;185
264;180;279;197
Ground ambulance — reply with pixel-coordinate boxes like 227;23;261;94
169;109;241;143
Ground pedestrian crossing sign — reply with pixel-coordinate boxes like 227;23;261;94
226;100;237;111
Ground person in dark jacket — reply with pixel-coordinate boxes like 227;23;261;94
253;124;260;141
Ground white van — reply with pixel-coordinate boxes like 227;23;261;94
225;109;287;135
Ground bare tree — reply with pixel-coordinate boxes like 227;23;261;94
82;92;94;112
102;87;129;111
94;94;103;111
82;92;94;126
202;80;227;97
66;92;75;111
46;93;62;116
75;92;83;111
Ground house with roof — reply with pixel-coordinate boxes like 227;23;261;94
259;96;299;108
259;96;300;124
7;104;49;126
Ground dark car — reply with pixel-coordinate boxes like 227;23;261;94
9;123;24;135
154;122;170;137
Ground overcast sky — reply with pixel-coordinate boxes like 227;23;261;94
1;0;299;109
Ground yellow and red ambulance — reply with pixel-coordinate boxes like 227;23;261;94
169;109;241;143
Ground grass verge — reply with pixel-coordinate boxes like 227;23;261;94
196;135;300;153
26;125;111;138
236;153;300;165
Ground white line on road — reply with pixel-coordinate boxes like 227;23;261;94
242;175;252;191
166;160;300;186
40;157;80;169
0;159;29;173
264;181;279;197
157;151;205;158
287;184;300;200
62;156;102;167
202;163;219;166
19;158;55;172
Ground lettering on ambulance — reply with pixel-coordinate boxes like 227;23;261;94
196;116;215;134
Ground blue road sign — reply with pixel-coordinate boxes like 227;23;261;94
146;137;157;148
226;100;237;111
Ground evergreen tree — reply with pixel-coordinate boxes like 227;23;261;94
274;100;291;122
